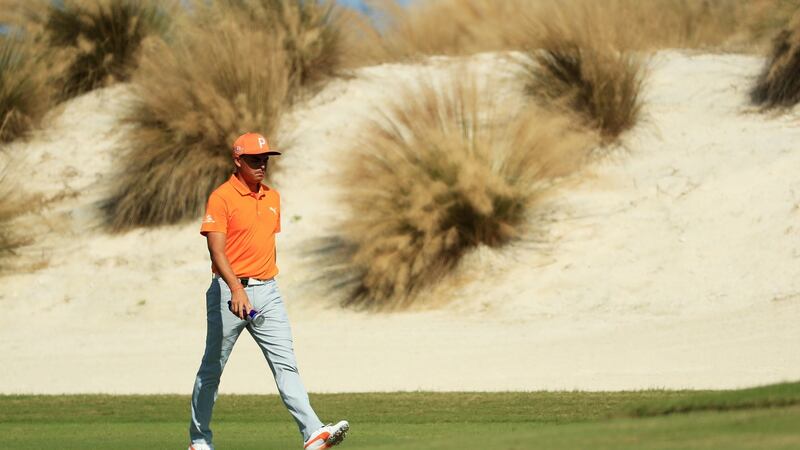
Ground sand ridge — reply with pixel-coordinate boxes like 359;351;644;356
0;51;798;394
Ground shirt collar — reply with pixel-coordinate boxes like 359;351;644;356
228;174;267;198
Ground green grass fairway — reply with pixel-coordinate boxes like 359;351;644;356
2;382;799;449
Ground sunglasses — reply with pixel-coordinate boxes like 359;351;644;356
240;155;270;168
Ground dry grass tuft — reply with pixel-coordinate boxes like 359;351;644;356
596;0;745;50
103;17;290;231
359;0;531;62
269;0;342;89
333;77;594;309
352;0;800;65
104;1;346;231
43;0;172;99
744;0;800;46
335;5;387;68
210;0;345;91
522;3;647;142
0;36;52;143
0;0;50;37
751;12;800;109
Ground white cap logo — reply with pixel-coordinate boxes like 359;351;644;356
258;137;266;148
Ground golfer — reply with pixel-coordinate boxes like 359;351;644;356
188;133;349;450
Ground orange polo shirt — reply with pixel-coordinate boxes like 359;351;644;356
200;175;281;279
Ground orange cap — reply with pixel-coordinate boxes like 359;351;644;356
232;132;282;157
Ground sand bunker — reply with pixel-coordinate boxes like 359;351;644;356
0;51;798;394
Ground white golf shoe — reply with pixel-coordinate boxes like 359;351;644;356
303;420;350;449
188;442;212;450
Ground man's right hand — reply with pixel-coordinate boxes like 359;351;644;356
206;232;254;320
229;287;253;320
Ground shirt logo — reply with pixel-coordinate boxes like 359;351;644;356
203;214;216;224
268;207;277;215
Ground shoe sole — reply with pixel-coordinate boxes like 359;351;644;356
325;422;349;447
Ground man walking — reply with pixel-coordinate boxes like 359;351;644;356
189;133;349;450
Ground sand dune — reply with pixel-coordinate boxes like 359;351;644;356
1;51;798;394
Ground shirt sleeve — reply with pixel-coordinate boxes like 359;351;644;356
200;193;228;235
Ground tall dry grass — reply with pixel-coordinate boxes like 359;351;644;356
522;3;647;142
355;0;799;64
360;0;529;62
1;0;174;102
104;1;347;230
0;0;50;37
0;36;52;143
44;0;173;99
0;1;55;142
333;77;594;309
104;1;346;231
745;0;800;45
103;21;290;231
751;12;800;109
216;0;344;89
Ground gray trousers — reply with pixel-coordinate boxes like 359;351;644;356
189;277;323;447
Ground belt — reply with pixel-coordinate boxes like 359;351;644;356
212;274;273;287
238;277;274;287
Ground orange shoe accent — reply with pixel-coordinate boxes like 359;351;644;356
304;431;331;449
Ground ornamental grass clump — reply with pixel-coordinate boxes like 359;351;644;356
751;12;800;109
336;78;593;309
361;0;530;61
0;37;52;143
355;0;796;64
522;3;647;142
104;1;346;231
103;19;290;231
43;0;173;99
218;0;344;90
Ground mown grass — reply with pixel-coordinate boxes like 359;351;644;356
629;380;800;417
1;381;798;449
2;409;799;450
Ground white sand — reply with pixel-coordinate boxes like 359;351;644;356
1;51;799;394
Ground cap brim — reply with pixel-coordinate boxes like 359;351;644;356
238;150;282;156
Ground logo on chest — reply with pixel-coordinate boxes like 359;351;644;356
268;207;277;216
